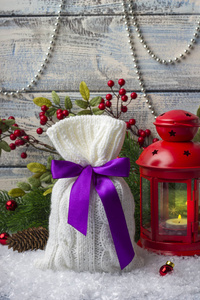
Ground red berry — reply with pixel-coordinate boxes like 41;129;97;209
19;139;25;146
41;105;48;112
131;92;137;99
138;129;143;136
129;119;136;126
153;138;159;143
8;116;15;120
138;136;144;144
23;135;29;141
140;130;146;138
118;79;125;86
21;152;27;159
98;103;105;110
121;95;128;102
15;139;21;147
0;129;2;134
57;113;64;120
14;129;21;137
121;106;127;113
40;120;46;125
13;123;19;127
56;109;63;114
107;80;114;88
9;143;16;150
40;115;48;123
105;101;112;108
37;128;43;135
39;112;45;117
0;232;10;245
10;134;16;140
126;122;131;129
119;88;126;96
100;98;105;103
6;200;17;211
106;94;112;101
20;130;26;136
145;129;151;137
63;110;69;117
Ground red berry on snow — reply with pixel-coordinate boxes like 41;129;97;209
41;105;48;112
8;116;15;120
131;92;137;99
126;122;131;129
21;152;27;159
129;119;136;126
14;129;21;137
118;79;125;86
153;138;159;143
121;95;128;102
106;94;112;101
63;110;69;117
145;129;151;137
57;113;64;120
105;101;112;108
10;134;16;141
37;128;43;135
121;106;127;113
107;80;114;88
9;143;16;150
119;88;126;96
98;103;105;110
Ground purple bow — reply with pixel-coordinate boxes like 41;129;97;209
51;157;135;270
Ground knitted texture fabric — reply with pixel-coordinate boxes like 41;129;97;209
35;115;143;272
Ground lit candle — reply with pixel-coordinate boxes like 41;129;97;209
166;214;187;230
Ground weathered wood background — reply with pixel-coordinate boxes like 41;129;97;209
0;0;200;190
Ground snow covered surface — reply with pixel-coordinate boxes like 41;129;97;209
1;245;200;300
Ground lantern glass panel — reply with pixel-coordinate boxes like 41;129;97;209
158;182;187;236
141;177;151;232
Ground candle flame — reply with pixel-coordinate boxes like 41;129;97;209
178;214;181;219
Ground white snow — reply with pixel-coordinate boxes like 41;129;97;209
1;245;200;300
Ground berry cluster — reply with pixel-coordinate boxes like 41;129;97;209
100;79;154;146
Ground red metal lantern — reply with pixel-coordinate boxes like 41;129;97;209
136;110;200;255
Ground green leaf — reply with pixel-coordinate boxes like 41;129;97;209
17;182;31;191
27;162;46;173
32;172;43;178
10;125;20;130
79;81;90;101
197;107;200;118
43;188;53;196
89;96;102;107
45;107;57;117
65;96;72;109
0;123;9;132
46;156;53;170
77;110;92;115
92;108;105;115
27;177;41;188
52;91;60;105
0;141;11;152
68;113;75;117
33;97;52;108
40;172;52;183
4;119;15;126
75;100;88;109
8;188;25;198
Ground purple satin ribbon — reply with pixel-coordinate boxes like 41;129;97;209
51;158;135;270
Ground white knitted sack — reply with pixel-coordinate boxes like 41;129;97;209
35;115;143;272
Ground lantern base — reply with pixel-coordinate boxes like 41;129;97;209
138;236;200;256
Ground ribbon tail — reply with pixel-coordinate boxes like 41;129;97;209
94;175;135;270
68;165;93;236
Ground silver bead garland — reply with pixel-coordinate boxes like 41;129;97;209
122;0;200;119
0;1;65;97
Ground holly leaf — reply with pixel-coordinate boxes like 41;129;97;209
0;141;11;152
79;81;90;101
27;162;46;173
77;110;92;115
52;91;60;105
45;107;57;117
92;108;104;115
89;96;102;107
8;188;25;198
65;96;72;109
4;119;16;126
33;97;52;108
0;123;9;132
75;100;88;109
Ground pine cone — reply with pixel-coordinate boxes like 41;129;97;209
6;227;49;252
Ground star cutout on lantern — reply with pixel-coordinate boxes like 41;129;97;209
185;113;191;117
183;150;191;157
169;130;176;136
152;150;158;155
